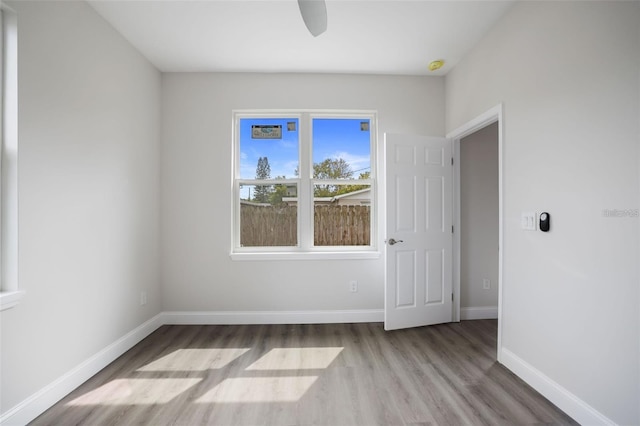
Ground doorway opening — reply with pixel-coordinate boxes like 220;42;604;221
448;104;504;362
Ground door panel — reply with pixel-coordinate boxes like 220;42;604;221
395;176;416;232
425;249;444;304
426;177;444;231
385;134;453;331
395;251;416;307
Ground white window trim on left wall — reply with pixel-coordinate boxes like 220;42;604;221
0;4;22;311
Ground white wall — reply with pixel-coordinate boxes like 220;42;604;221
161;73;444;312
460;122;498;310
5;2;637;423
0;0;161;416
446;2;639;424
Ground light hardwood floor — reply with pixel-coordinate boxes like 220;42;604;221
32;320;576;425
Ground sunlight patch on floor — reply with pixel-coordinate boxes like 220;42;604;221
137;348;251;371
196;376;319;403
66;378;202;405
246;347;343;370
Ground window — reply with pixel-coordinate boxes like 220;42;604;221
232;111;377;259
0;4;21;310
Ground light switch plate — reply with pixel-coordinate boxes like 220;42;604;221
521;212;536;231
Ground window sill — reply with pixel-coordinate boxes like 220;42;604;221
0;290;25;311
230;251;381;261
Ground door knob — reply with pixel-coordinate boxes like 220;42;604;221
387;238;403;246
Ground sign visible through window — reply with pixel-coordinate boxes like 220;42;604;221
251;125;282;139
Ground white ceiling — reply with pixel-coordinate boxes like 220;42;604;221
88;0;514;76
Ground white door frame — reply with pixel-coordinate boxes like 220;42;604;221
446;104;504;362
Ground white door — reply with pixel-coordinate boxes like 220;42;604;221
384;134;453;331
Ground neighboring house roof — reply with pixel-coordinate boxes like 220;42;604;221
331;188;371;201
240;200;271;207
282;188;371;206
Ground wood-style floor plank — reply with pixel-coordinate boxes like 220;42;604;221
31;320;577;425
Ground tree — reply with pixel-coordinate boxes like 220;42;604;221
313;158;353;180
334;171;370;196
269;176;290;206
254;157;272;203
313;158;353;196
256;156;271;179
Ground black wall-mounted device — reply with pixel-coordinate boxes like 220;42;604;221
539;212;550;232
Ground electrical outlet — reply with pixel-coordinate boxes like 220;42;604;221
140;291;147;306
482;279;491;290
349;280;358;292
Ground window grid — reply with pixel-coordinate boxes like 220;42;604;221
232;111;377;255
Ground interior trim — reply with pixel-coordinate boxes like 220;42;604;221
460;306;498;320
501;348;614;426
0;314;164;426
162;309;384;325
4;311;610;426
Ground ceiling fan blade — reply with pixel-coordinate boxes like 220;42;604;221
297;0;327;37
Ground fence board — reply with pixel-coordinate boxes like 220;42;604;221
240;204;370;247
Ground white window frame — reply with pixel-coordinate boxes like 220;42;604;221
231;110;379;261
0;3;22;310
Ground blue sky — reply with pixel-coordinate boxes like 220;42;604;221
239;118;371;179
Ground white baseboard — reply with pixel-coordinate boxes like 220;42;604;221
460;306;498;320
0;309;382;425
500;348;614;426
0;314;164;426
22;309;609;426
161;309;384;325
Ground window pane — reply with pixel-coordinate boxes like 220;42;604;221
312;118;371;180
240;184;297;247
239;118;299;179
313;184;371;246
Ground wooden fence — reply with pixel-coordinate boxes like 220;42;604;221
241;204;370;246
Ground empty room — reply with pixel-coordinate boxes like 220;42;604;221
1;1;638;425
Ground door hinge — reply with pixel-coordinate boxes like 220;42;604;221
452;225;454;233
451;157;454;166
451;293;454;301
